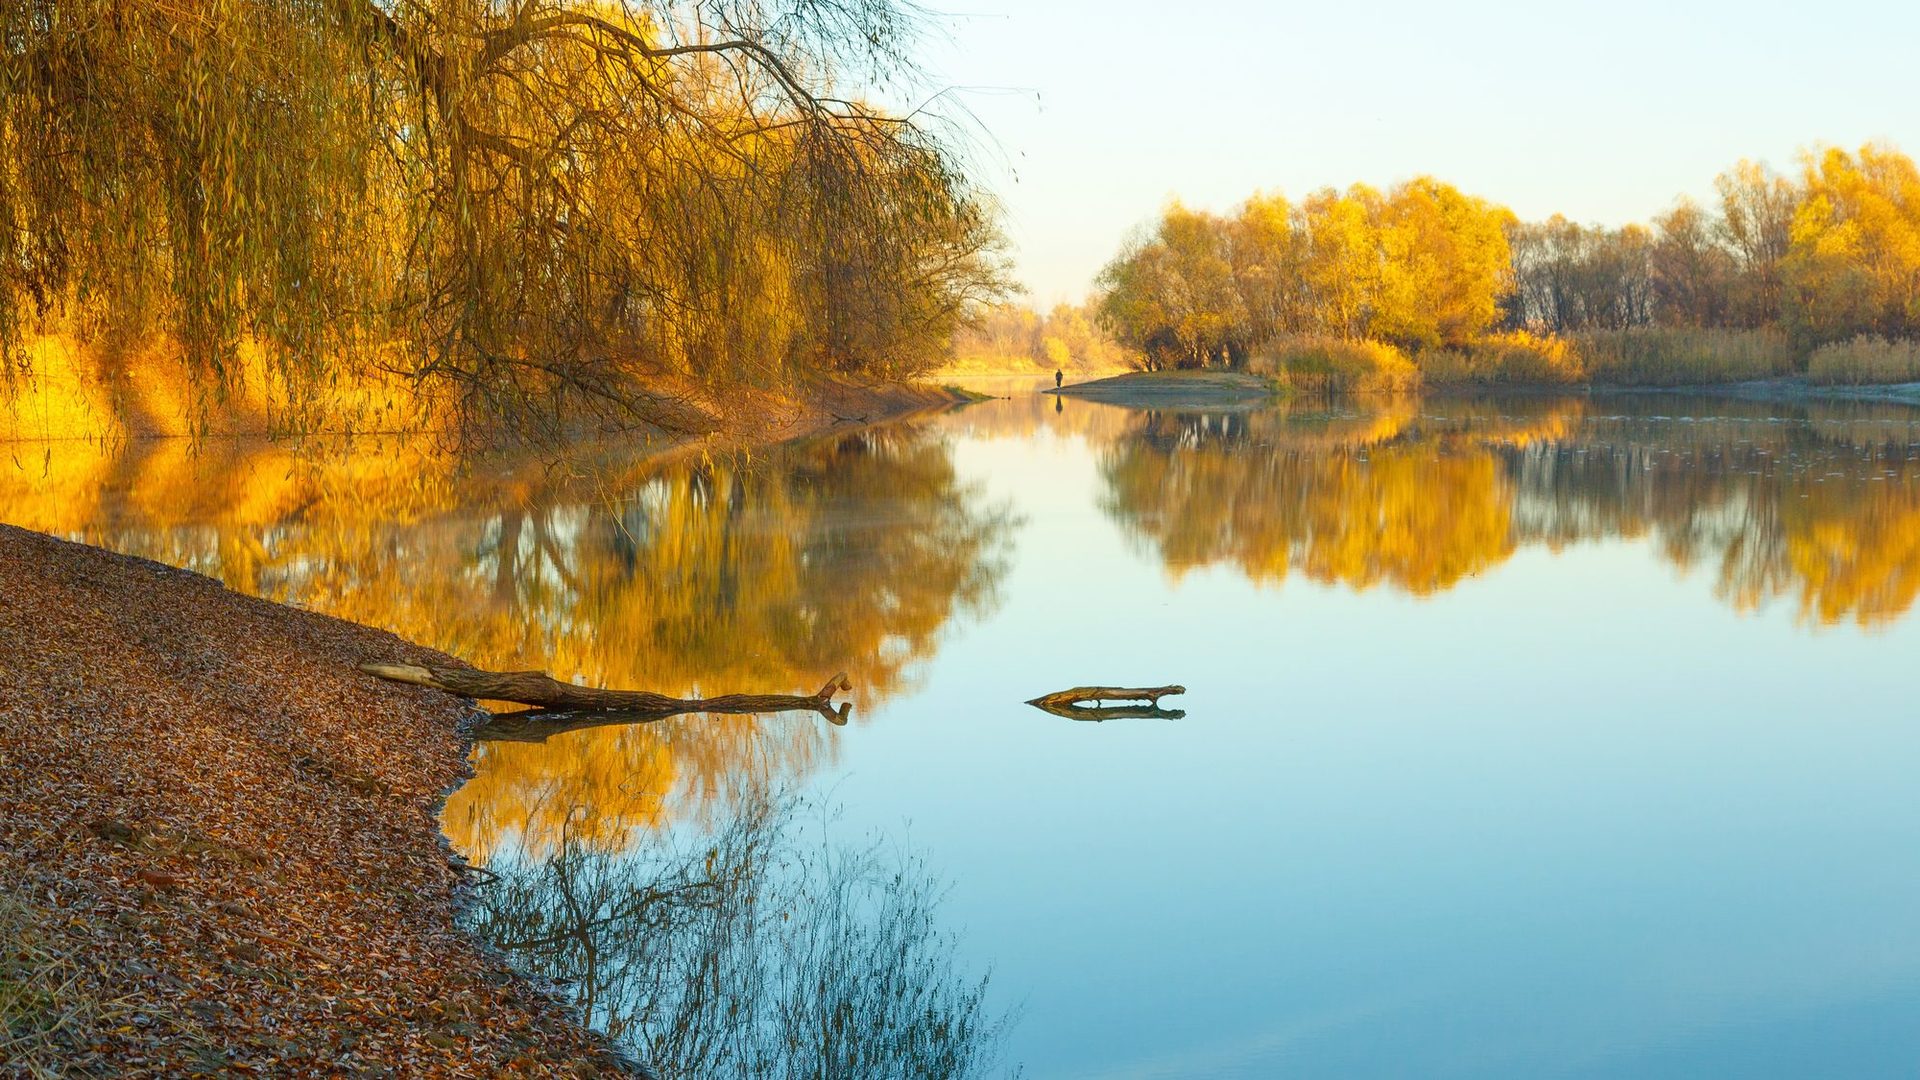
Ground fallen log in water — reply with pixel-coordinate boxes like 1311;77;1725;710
359;662;853;725
1024;685;1186;722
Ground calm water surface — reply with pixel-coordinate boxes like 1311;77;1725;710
10;389;1920;1076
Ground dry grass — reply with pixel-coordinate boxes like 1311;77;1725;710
1420;331;1584;385
1249;336;1419;393
1575;327;1794;386
1258;328;1816;390
0;892;111;1077
1808;336;1920;385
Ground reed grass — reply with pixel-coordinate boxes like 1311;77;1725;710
1574;327;1794;386
467;794;1017;1077
1243;327;1920;392
1807;335;1920;385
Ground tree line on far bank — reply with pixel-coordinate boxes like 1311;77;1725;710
947;303;1134;375
1068;142;1920;387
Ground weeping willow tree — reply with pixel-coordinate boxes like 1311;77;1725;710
0;0;1007;436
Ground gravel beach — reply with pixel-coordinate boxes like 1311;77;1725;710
0;523;627;1076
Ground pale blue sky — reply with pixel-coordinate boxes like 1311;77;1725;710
920;0;1920;304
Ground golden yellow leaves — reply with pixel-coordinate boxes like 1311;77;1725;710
1096;178;1516;370
1098;399;1920;625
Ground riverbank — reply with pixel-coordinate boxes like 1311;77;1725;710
1428;375;1920;408
0;334;971;442
1049;370;1283;407
1601;376;1920;407
0;524;637;1075
1052;369;1920;410
0;378;971;1076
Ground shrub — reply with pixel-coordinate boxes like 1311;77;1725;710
1419;331;1584;385
1249;336;1419;393
1807;335;1920;385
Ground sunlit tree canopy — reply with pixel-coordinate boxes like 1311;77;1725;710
0;0;1009;435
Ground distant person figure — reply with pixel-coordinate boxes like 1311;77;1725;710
1054;369;1064;389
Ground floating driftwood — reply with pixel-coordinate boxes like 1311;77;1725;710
1025;684;1186;722
359;663;853;725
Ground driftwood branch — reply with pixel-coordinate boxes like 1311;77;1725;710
359;663;853;725
1025;685;1186;722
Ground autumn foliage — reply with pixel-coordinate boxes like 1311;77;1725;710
1088;142;1920;387
0;1;1008;438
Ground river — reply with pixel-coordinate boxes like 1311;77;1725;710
9;385;1920;1077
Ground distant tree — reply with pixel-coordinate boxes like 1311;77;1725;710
1095;204;1244;368
1294;187;1381;342
1506;216;1652;332
949;300;1133;372
1651;200;1733;327
1099;180;1515;358
1367;177;1514;348
1090;144;1920;365
1716;160;1798;327
1782;143;1920;343
1226;192;1306;344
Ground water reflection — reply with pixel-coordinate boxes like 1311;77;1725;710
13;388;1920;1073
1094;397;1920;625
464;795;1018;1079
0;425;1015;853
13;389;1920;1072
446;430;1016;857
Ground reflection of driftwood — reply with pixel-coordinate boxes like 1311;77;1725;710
359;663;853;725
472;709;680;743
1025;685;1186;722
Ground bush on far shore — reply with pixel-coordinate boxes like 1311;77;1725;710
1248;336;1420;393
1418;331;1584;385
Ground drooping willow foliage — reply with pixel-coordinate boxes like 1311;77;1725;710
0;0;1008;434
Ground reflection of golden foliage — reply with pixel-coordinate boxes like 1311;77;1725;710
0;334;439;440
0;424;1011;858
1784;481;1920;626
1101;418;1514;594
1097;398;1920;623
1288;452;1513;593
444;726;677;861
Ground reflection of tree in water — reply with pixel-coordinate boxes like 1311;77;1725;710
0;425;1013;854
1099;398;1920;624
444;428;1015;857
1511;408;1920;625
465;795;1019;1079
1098;404;1527;594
